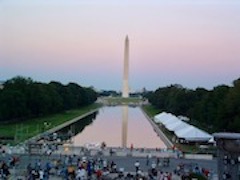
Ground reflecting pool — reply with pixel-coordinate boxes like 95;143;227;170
57;106;166;149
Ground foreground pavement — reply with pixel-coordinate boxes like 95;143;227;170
1;145;218;179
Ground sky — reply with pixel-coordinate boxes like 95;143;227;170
0;0;240;91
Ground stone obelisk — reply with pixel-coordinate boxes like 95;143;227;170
122;35;129;98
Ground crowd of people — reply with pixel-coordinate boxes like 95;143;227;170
23;155;180;180
0;143;214;180
0;155;19;179
0;154;213;180
26;155;119;180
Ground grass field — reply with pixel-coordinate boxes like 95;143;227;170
141;105;160;118
101;97;143;104
0;103;101;143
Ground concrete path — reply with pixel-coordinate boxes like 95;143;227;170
140;108;173;148
5;151;217;179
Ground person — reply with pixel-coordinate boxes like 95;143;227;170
130;144;134;152
134;160;140;173
110;148;113;156
39;169;44;180
118;167;124;178
101;142;106;149
87;160;93;177
76;167;87;180
136;169;144;179
163;158;170;167
1;162;10;179
146;154;150;166
67;165;75;179
158;171;164;180
96;168;102;179
111;161;117;173
151;162;157;178
156;157;160;167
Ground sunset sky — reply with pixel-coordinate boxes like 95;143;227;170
0;0;240;91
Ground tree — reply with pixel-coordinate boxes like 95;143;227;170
0;76;97;123
146;78;240;133
221;79;240;132
0;90;28;122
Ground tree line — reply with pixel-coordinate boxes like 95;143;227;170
146;78;240;133
0;76;98;123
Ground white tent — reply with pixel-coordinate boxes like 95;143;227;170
178;115;190;122
208;137;215;143
174;125;212;142
169;121;190;132
163;116;181;127
154;112;212;143
154;112;170;123
166;120;185;131
154;112;188;130
155;113;177;125
161;116;177;126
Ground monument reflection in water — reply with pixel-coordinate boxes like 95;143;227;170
67;106;165;149
122;105;128;148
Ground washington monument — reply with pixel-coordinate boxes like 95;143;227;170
122;35;129;98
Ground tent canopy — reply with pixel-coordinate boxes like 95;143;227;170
154;112;170;123
154;112;179;125
154;111;212;142
164;116;181;128
166;120;188;132
175;125;212;142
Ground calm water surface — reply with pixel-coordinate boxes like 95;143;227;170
70;106;166;149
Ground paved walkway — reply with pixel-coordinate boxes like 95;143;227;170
140;108;173;148
1;143;218;179
56;145;178;158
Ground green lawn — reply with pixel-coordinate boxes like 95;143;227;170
142;105;160;118
0;103;101;143
102;97;143;104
